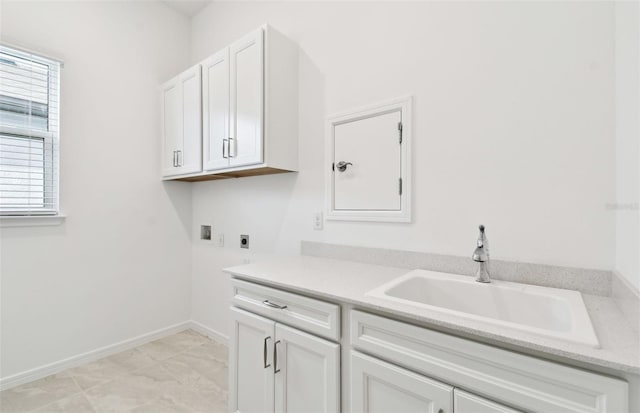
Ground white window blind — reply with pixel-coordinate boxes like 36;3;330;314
0;45;61;216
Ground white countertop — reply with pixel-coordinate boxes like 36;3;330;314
225;255;640;374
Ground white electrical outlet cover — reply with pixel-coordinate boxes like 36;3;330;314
313;212;323;230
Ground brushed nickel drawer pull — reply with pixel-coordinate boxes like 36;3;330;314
262;300;287;310
263;336;271;368
274;340;281;374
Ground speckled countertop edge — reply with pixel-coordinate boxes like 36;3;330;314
224;255;640;375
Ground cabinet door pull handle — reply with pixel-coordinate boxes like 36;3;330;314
223;139;228;158
262;300;287;310
263;336;271;368
172;151;177;167
228;137;235;157
274;340;281;374
176;150;182;167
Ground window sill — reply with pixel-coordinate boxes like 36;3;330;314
0;215;66;228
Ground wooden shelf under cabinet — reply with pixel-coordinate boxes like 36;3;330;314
173;167;295;182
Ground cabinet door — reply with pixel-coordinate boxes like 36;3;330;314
454;390;521;413
274;324;340;413
203;48;230;171
161;77;181;177
351;351;453;413
161;65;202;177
229;307;275;413
176;65;202;175
229;28;264;168
333;109;402;211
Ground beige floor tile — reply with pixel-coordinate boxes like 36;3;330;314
68;349;154;390
0;396;18;413
106;348;155;372
33;393;95;413
136;339;183;362
137;330;209;362
2;331;228;413
84;364;180;413
153;380;227;413
160;355;203;387
187;341;228;365
129;398;192;413
194;383;227;413
163;350;227;391
160;330;209;350
0;373;82;413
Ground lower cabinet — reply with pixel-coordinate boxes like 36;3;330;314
351;351;518;413
350;310;628;413
226;279;629;413
229;307;274;413
229;306;340;413
351;351;452;413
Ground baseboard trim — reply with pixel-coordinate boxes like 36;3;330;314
188;320;229;345
0;321;191;391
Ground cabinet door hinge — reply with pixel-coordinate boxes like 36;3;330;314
399;178;403;195
398;122;403;144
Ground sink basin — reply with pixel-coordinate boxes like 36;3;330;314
366;269;600;348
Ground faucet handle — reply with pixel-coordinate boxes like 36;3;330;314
476;224;489;251
472;246;488;262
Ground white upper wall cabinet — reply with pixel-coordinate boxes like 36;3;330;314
326;96;412;222
161;64;202;177
162;25;298;181
229;29;264;168
202;48;230;171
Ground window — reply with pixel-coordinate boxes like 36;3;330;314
0;45;61;216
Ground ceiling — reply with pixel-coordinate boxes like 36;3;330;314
162;0;212;17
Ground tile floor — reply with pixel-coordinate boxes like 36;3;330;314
0;330;228;413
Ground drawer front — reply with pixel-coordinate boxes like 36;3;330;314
350;310;628;413
454;389;521;413
231;278;340;341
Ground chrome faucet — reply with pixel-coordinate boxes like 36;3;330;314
472;225;491;283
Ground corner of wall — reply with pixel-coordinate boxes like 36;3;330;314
614;0;640;291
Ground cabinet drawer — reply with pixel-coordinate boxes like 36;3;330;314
350;310;628;413
231;278;340;341
454;389;521;413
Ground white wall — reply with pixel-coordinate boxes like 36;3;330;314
0;1;193;379
0;0;630;378
614;1;640;291
190;1;618;337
